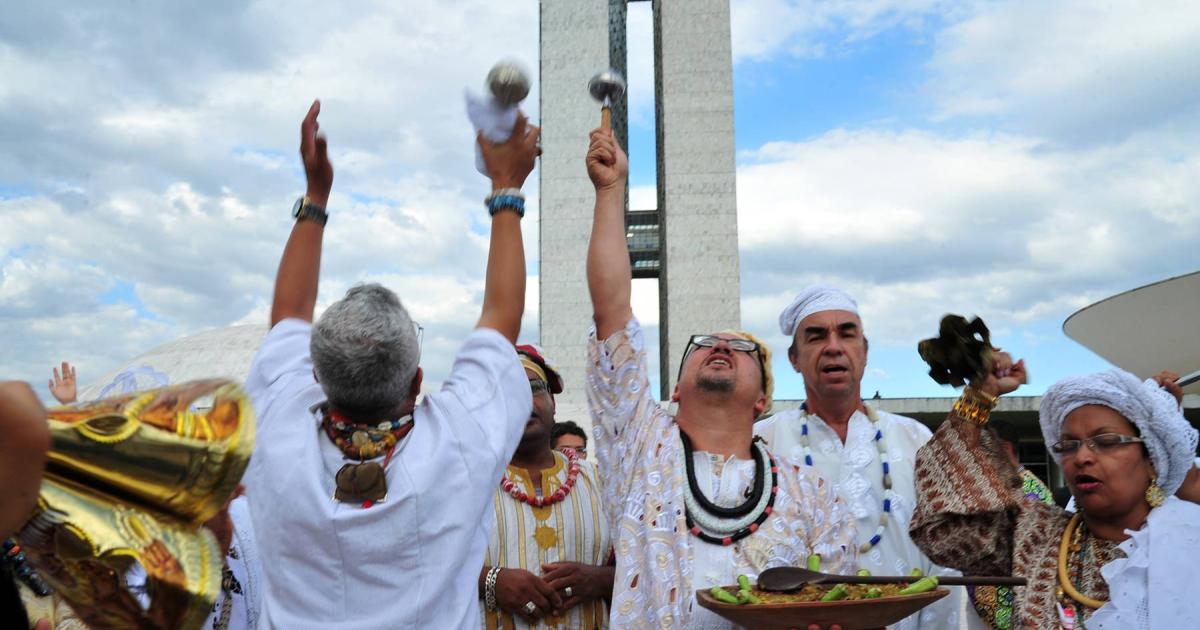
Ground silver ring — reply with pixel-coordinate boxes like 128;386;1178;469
563;586;573;598
523;601;538;615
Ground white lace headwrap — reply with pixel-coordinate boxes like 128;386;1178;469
1039;368;1198;495
778;285;860;337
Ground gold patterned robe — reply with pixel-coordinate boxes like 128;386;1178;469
483;452;611;629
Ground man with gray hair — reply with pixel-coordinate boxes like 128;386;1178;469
242;100;539;628
755;285;969;630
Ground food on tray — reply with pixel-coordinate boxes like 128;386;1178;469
711;575;940;606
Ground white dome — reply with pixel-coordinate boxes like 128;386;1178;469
78;324;269;402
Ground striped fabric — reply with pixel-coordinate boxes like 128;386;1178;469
483;451;611;629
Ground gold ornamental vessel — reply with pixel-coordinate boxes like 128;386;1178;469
19;379;254;630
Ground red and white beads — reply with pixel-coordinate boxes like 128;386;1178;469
500;448;582;507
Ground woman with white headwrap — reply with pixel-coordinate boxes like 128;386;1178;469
908;340;1199;629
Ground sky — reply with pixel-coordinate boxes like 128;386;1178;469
2;0;1198;404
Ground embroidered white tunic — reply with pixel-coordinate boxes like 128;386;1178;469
483;453;611;629
755;408;965;630
587;319;857;628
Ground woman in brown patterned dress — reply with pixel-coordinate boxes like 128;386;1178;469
909;352;1199;629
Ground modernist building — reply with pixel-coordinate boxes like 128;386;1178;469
539;0;742;417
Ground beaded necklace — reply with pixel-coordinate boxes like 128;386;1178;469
321;407;414;460
1055;513;1105;628
797;402;893;553
680;431;779;546
500;448;582;508
319;406;414;508
2;538;50;597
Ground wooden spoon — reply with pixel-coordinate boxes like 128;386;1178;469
757;567;1027;592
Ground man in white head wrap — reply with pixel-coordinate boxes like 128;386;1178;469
755;284;972;630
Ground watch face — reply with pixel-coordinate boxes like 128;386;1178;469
292;196;304;217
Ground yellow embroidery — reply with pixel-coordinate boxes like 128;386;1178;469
534;525;558;551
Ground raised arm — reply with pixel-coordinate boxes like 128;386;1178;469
0;381;50;538
909;353;1034;575
270;99;334;327
475;115;539;343
585;129;631;339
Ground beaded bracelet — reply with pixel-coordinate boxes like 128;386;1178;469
954;386;998;426
3;538;51;597
484;565;503;612
485;188;526;218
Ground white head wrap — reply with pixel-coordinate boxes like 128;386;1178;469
778;284;860;337
1039;369;1198;496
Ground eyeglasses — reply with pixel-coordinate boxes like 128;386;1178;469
529;379;550;396
678;334;766;385
1051;433;1145;456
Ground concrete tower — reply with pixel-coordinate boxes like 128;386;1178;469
650;0;742;400
539;0;741;419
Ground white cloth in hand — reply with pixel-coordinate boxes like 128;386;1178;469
465;91;518;177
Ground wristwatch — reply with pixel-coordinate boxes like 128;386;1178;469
292;196;328;226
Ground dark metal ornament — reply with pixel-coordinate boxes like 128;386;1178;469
334;461;388;504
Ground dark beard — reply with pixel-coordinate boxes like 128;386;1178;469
696;373;735;393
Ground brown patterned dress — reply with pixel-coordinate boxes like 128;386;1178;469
909;412;1122;629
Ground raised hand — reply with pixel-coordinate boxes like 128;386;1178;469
1151;370;1183;405
48;361;77;404
300;99;333;207
586;128;627;192
479;113;541;191
972;351;1027;397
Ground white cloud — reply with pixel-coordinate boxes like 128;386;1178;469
730;0;953;61
4;0;1198;407
735;127;1200;347
0;0;542;400
727;1;1200;146
927;0;1200;143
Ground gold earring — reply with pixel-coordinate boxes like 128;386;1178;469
1145;473;1166;508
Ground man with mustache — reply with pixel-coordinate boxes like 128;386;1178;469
583;129;856;628
755;286;968;630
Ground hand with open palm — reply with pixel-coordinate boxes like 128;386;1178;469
48;361;77;404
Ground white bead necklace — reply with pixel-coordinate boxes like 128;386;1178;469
681;440;775;536
798;403;894;553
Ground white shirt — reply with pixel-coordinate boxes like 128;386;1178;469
755;407;964;630
1090;496;1200;629
243;319;529;629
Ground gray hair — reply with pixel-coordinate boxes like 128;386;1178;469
310;283;420;414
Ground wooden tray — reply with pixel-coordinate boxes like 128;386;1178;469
695;587;948;630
